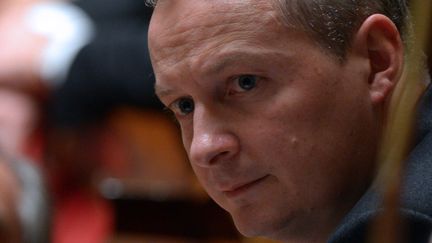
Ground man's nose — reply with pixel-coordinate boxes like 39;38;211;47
189;114;239;168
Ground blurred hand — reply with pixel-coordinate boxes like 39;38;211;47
0;1;48;92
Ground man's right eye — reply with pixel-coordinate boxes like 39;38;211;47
173;97;195;116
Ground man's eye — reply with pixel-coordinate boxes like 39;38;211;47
174;97;195;115
234;75;258;92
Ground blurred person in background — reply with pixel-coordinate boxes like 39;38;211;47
0;0;162;242
0;0;161;164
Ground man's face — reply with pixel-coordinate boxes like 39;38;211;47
149;0;380;240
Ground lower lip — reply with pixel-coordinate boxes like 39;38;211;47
223;175;269;198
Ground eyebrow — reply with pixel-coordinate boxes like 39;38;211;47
204;52;263;75
154;50;287;99
154;84;174;99
154;54;255;99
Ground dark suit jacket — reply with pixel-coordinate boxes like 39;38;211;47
329;85;432;243
51;0;162;126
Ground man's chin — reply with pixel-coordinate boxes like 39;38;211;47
233;220;267;238
229;207;314;242
230;210;288;240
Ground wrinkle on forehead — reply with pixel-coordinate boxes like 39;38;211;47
149;0;281;69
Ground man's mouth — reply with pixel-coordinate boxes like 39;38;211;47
222;175;270;198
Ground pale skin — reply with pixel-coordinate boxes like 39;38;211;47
148;0;404;242
0;0;48;84
0;0;47;160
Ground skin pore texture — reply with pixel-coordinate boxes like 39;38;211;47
148;0;403;242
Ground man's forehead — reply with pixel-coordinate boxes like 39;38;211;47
154;0;272;10
148;0;280;60
150;0;276;32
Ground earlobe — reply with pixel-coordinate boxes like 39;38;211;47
352;14;404;105
369;77;394;104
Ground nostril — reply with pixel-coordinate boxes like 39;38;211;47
191;140;239;168
208;151;231;165
190;131;240;168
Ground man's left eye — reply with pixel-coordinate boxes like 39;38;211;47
233;75;258;92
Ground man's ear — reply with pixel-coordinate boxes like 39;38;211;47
351;14;404;105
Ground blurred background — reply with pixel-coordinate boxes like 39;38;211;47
0;0;430;243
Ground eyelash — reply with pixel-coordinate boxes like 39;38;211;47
169;96;194;118
228;74;259;96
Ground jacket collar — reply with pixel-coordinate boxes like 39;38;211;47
328;83;432;243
